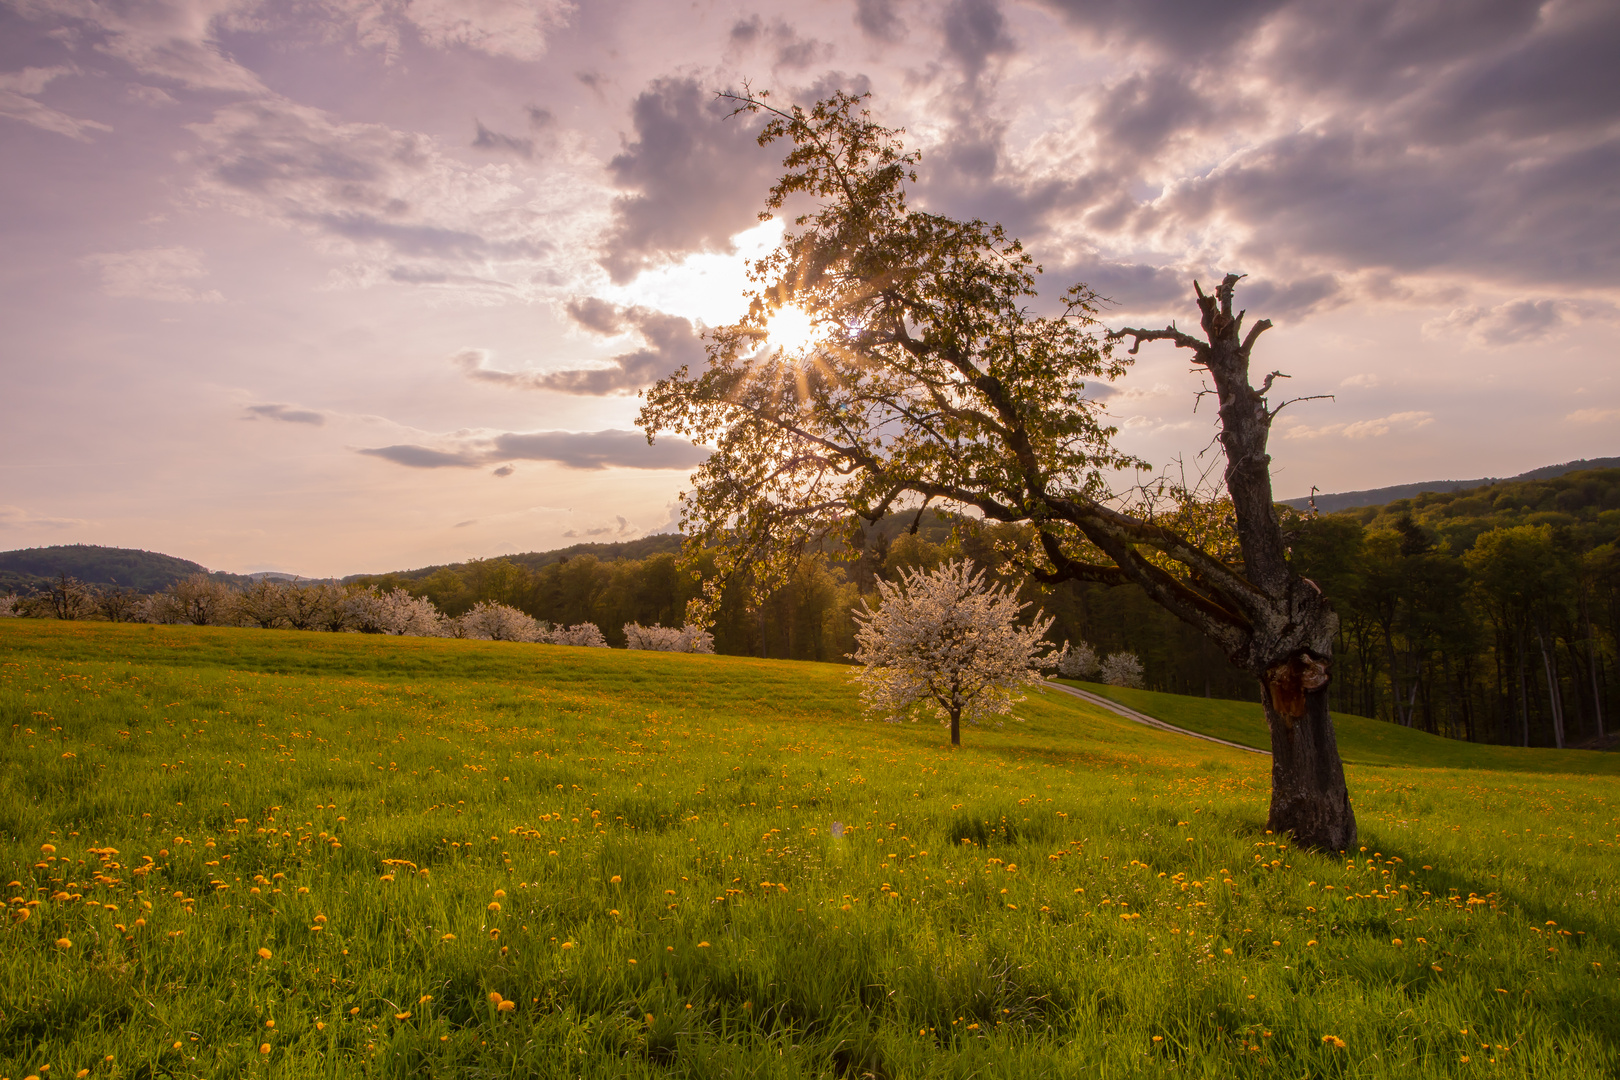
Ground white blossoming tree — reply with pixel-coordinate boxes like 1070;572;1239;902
850;560;1055;746
1099;652;1145;688
457;601;546;642
1055;641;1099;680
344;587;443;636
623;622;716;653
546;622;610;648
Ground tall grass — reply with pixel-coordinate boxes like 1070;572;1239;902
2;621;1617;1078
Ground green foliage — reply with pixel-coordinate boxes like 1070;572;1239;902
3;621;1618;1078
1289;468;1620;748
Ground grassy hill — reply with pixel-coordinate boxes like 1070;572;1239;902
1076;682;1620;774
2;622;1617;1078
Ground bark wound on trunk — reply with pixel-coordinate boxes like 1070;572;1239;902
1263;650;1355;850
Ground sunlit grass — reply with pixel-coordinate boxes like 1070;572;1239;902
2;621;1617;1078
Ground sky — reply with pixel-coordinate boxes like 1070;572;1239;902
1;0;1616;576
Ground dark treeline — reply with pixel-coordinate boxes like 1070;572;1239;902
1290;468;1619;748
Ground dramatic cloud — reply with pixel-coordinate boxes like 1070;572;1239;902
600;77;777;283
83;247;224;303
7;0;267;92
728;16;832;69
394;0;574;61
183;99;588;298
942;0;1015;80
1423;297;1619;347
471;121;535;158
3;0;1618;575
358;429;708;470
452;303;703;395
244;403;326;425
0;66;111;141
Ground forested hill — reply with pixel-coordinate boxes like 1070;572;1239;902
342;533;686;584
1314;466;1620;550
1282;456;1620;514
0;545;222;594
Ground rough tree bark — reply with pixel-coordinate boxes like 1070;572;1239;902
1110;276;1356;851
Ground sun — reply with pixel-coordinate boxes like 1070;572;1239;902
765;305;816;353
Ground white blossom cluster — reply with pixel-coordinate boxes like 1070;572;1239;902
546;622;610;648
30;573;615;647
623;622;715;653
1055;639;1143;687
1054;641;1098;679
1098;652;1145;688
850;560;1054;732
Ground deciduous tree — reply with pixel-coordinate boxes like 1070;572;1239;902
850;560;1053;746
640;91;1356;847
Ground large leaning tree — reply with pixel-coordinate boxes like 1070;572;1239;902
638;91;1356;850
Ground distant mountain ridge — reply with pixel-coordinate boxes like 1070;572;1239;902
1281;456;1620;514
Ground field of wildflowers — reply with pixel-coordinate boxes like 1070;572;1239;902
2;621;1617;1078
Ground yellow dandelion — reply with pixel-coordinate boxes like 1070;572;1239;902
1152;1036;1163;1043
497;1000;516;1012
487;902;501;912
395;1012;411;1020
1306;939;1318;947
697;941;710;948
316;1022;326;1031
349;1007;361;1015
257;947;272;959
1322;1035;1346;1049
41;843;56;854
56;937;73;949
419;995;433;1004
493;890;506;899
379;874;394;883
610;909;620;916
488;992;504;1004
259;1043;271;1055
610;875;622;884
265;1019;275;1028
78;1071;90;1078
561;941;574;950
1392;938;1403;946
441;933;456;941
628;958;638;965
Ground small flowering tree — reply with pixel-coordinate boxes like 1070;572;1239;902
1055;641;1100;680
343;587;442;636
1099;651;1145;688
623;622;716;653
0;593;19;618
850;560;1055;746
457;601;546;642
546;622;610;648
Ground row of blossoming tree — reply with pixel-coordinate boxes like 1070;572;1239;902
0;572;718;652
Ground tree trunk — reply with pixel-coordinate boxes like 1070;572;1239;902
950;707;961;747
1264;679;1356;851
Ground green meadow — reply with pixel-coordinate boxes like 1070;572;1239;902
2;622;1617;1079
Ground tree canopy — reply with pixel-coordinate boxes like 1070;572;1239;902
639;90;1356;849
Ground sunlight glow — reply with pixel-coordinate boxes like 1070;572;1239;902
766;305;816;353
